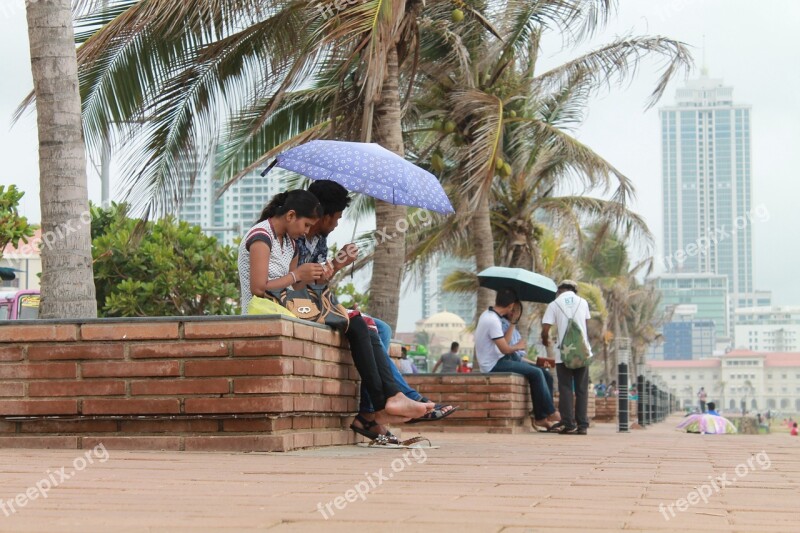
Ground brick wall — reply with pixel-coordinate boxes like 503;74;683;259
405;374;533;433
405;373;600;432
0;316;358;451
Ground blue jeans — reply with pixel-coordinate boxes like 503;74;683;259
491;355;556;420
373;317;393;353
359;328;423;413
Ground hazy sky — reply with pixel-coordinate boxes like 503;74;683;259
1;1;799;331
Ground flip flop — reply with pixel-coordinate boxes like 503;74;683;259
356;436;440;449
406;405;458;424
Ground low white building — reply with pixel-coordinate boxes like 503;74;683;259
649;349;800;414
734;306;800;352
1;228;42;291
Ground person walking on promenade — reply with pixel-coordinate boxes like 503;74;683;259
698;387;708;413
433;342;461;373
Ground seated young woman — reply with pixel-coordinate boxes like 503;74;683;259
238;189;432;424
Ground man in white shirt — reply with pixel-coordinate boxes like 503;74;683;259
541;280;593;435
475;288;560;430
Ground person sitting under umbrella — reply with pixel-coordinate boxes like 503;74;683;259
475;288;560;431
299;180;456;443
239;190;433;427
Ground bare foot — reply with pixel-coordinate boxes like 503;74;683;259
384;392;430;420
374;410;410;425
547;412;561;423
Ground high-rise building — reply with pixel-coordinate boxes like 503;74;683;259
421;256;476;325
651;273;730;340
661;305;716;361
735;306;800;352
177;159;287;246
660;71;753;297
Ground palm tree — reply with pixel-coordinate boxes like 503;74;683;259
24;0;96;318
581;223;662;381
66;1;690;330
64;0;491;330
405;3;691;318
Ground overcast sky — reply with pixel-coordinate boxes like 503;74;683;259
1;1;799;331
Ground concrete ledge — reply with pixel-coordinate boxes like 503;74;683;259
405;373;533;433
0;316;356;451
406;372;599;432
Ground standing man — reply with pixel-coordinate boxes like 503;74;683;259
697;387;707;413
432;342;461;373
541;280;592;435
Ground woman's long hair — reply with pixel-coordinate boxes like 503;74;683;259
257;189;322;223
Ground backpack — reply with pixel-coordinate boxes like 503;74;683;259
556;300;590;369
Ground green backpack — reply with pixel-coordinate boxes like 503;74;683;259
556;301;590;369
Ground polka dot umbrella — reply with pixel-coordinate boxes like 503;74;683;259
263;140;454;214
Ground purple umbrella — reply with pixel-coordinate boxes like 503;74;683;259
264;140;454;214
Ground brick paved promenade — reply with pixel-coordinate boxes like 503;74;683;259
1;416;798;532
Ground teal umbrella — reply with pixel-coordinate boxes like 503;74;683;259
477;267;558;303
0;267;20;281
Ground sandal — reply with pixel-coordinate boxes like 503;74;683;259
406;405;458;424
545;421;564;433
350;414;400;444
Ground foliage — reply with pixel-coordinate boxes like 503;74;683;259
334;282;369;312
0;184;35;260
415;329;432;348
91;203;239;317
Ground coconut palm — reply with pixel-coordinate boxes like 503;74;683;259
23;0;96;318
60;0;501;329
405;2;691;317
580;223;665;381
63;1;689;328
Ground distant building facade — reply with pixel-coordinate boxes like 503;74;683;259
651;273;729;340
735;306;800;352
0;228;42;291
177;161;287;246
662;311;716;361
421;255;476;325
650;350;800;412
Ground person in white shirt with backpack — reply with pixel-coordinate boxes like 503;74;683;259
541;280;593;435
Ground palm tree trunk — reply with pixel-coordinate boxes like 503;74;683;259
26;0;97;319
472;192;495;320
369;45;405;331
507;240;536;343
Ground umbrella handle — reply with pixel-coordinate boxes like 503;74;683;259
260;159;278;177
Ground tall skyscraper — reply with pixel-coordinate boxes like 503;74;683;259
660;71;753;297
177;156;287;246
421;255;476;325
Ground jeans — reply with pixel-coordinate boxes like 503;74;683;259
373;317;393;353
491;355;556;420
344;315;401;411
359;328;423;413
556;363;589;430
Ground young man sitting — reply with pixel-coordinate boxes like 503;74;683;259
475;288;560;431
